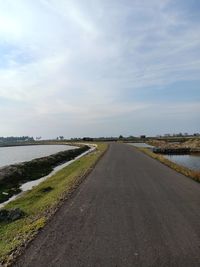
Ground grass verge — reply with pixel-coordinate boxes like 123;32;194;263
138;148;200;183
0;145;89;203
0;143;108;266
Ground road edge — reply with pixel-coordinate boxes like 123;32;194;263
1;143;109;267
136;146;200;183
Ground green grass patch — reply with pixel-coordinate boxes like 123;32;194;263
0;145;89;203
0;143;107;265
138;148;200;182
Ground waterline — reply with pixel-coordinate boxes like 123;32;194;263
0;145;96;208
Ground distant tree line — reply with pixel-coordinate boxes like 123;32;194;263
70;136;140;142
0;136;34;143
156;133;200;138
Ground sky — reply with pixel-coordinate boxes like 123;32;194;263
0;0;200;138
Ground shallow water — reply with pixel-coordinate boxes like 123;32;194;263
20;146;95;191
0;145;96;208
128;143;154;148
0;144;77;168
164;154;200;171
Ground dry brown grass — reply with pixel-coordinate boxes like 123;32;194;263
138;148;200;183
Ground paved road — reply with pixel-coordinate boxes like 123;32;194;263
15;143;200;267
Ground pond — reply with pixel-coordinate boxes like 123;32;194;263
0;144;77;168
128;143;154;148
0;145;96;208
163;154;200;171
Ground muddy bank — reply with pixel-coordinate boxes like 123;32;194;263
148;138;200;153
0;145;89;203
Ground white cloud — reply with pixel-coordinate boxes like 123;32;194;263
0;0;199;137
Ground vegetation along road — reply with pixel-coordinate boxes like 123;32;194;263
15;143;200;267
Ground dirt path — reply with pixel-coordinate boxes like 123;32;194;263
14;143;200;267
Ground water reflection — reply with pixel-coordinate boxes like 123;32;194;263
0;145;95;208
164;154;200;171
128;143;154;148
0;145;77;168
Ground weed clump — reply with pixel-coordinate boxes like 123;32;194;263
0;208;25;223
40;186;53;193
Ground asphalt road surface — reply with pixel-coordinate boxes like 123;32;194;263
15;143;200;267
